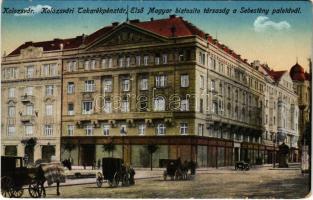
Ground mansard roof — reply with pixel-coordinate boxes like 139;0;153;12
7;15;247;64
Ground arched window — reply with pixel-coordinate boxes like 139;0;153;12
154;96;165;111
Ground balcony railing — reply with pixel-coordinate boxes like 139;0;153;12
20;115;35;123
21;94;35;103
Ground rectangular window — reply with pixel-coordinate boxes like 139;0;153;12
7;125;15;136
103;79;112;92
43;63;56;76
200;75;204;89
67;61;76;72
121;99;129;112
138;123;146;135
136;56;141;66
122;79;130;91
119;57;124;68
211;80;215;91
85;124;93;136
67;82;75;94
102;124;110;136
85;80;95;92
8;88;15;98
180;99;189;111
67;125;74;136
8;106;15;117
156;123;166;135
181;75;189;87
199;52;206;65
26;66;34;78
84;60;90;70
45;85;54;96
26;105;33;115
5;67;18;79
126;57;130;67
155;57;160;65
68;103;74;115
103;99;112;113
90;60;96;69
108;58;113;68
155;75;166;88
101;58;107;68
44;125;53;136
144;56;149;66
162;54;167;64
45;104;53;116
140;78;148;90
25;125;33;136
82;101;93;114
180;123;188;135
198;124;204;136
199;99;204;113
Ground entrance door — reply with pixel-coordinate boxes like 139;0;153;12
42;145;56;162
81;144;95;166
25;146;34;164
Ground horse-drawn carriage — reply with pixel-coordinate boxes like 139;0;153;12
1;156;45;198
235;161;250;171
163;159;196;181
96;158;135;188
1;156;66;198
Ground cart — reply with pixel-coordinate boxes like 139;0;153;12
1;156;45;198
96;158;135;188
163;159;192;181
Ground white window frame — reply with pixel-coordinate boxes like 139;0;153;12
26;105;33;115
68;103;74;115
8;106;15;117
156;123;166;135
144;56;149;66
180;123;188;135
67;125;75;136
103;99;112;113
200;75;204;89
180;99;189;111
102;124;110;136
162;54;167;64
45;104;53;116
136;56;141;66
122;79;130;91
67;82;75;94
155;75;166;88
198;124;204;136
26;66;34;78
140;78;148;90
82;101;93;114
85;80;95;92
25;125;33;136
103;79;112;92
84;60;90;70
45;85;54;96
154;96;165;111
25;87;33;95
138;123;146;135
44;125;53;136
7;125;15;136
85;124;93;136
121;99;130;112
181;75;189;87
8;88;15;98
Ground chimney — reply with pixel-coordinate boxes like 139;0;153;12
150;18;154;21
60;43;64;50
25;41;33;45
170;14;176;19
112;22;119;26
252;60;261;67
130;19;140;23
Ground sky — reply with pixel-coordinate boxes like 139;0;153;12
1;0;312;71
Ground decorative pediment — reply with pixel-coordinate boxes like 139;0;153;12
44;96;55;103
86;23;167;50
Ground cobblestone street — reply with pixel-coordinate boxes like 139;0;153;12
22;164;310;198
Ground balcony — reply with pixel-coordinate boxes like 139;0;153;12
20;115;35;123
21;94;35;103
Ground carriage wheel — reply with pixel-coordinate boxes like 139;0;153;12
121;173;129;186
112;172;120;187
28;182;41;198
1;176;14;197
11;187;24;198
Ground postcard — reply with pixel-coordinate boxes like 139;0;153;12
1;0;312;198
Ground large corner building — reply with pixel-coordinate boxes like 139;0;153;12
1;15;310;167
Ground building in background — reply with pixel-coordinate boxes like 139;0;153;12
1;43;62;163
1;16;305;167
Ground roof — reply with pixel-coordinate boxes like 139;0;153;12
290;62;306;81
7;15;249;64
261;65;287;82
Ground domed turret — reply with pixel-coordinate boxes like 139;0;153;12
290;62;306;81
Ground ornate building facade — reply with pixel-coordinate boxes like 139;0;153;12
1;45;62;162
1;15;304;167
